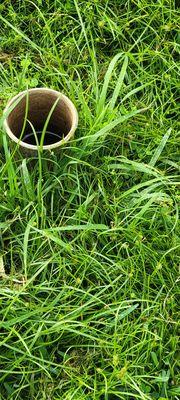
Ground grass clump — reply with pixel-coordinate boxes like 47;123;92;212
0;0;179;399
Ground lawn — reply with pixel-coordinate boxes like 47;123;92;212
0;1;179;399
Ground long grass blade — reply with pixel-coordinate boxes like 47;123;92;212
96;53;123;115
109;55;128;110
149;128;172;167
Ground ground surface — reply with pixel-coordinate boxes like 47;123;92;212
0;1;179;399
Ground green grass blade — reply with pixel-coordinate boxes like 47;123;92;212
121;82;153;103
149;128;172;167
86;107;146;145
40;95;62;151
0;14;41;53
21;159;35;201
2;135;18;196
109;55;128;110
43;223;108;232
96;53;123;115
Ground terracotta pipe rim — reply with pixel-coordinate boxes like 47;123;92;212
3;88;78;151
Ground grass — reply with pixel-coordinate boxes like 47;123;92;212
0;0;179;399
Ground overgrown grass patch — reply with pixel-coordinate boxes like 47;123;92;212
0;0;179;399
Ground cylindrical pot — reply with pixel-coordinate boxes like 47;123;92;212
3;88;78;155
